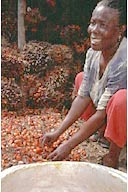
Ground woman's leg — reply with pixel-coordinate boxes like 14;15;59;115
105;89;127;148
103;90;127;168
74;72;96;121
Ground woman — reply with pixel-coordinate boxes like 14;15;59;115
42;0;127;168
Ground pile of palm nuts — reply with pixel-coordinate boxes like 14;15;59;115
1;109;86;170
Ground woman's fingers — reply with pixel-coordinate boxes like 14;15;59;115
47;150;63;161
53;155;62;161
47;151;57;160
41;136;46;145
41;135;48;146
47;150;62;161
41;135;51;146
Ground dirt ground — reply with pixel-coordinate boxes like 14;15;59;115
80;139;127;173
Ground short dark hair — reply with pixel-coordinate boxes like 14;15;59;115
97;0;127;25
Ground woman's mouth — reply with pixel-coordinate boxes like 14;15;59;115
90;37;102;44
89;35;103;50
90;35;102;45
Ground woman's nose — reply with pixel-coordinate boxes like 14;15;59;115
88;24;99;34
91;24;100;33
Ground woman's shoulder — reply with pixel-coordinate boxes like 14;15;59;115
116;37;127;62
108;37;127;72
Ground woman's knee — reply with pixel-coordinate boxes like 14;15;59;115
107;89;127;110
75;71;84;91
113;89;127;106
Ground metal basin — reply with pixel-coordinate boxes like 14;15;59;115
1;162;127;192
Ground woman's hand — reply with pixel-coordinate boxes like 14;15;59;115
47;143;72;161
41;95;90;147
41;131;59;147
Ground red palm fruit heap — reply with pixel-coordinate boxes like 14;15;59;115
21;42;74;110
1;77;23;110
2;47;24;82
1;109;86;170
21;41;54;77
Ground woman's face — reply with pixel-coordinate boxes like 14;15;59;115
88;5;120;51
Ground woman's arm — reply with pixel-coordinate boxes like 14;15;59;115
55;95;91;136
48;109;106;160
65;109;106;149
42;95;91;146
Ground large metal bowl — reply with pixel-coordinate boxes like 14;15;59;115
1;161;127;192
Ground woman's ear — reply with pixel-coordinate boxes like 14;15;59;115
120;25;127;34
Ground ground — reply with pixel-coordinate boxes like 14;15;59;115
80;140;127;173
1;108;127;173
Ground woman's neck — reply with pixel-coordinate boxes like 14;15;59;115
99;40;121;79
102;40;121;64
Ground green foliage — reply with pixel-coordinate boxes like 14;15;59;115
60;25;84;45
2;0;17;41
2;0;99;44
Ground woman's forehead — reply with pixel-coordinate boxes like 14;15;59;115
92;5;119;22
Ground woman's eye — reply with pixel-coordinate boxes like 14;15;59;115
100;23;107;28
100;23;108;29
90;21;96;26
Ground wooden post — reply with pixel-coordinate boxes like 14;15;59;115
18;0;27;110
18;0;26;51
